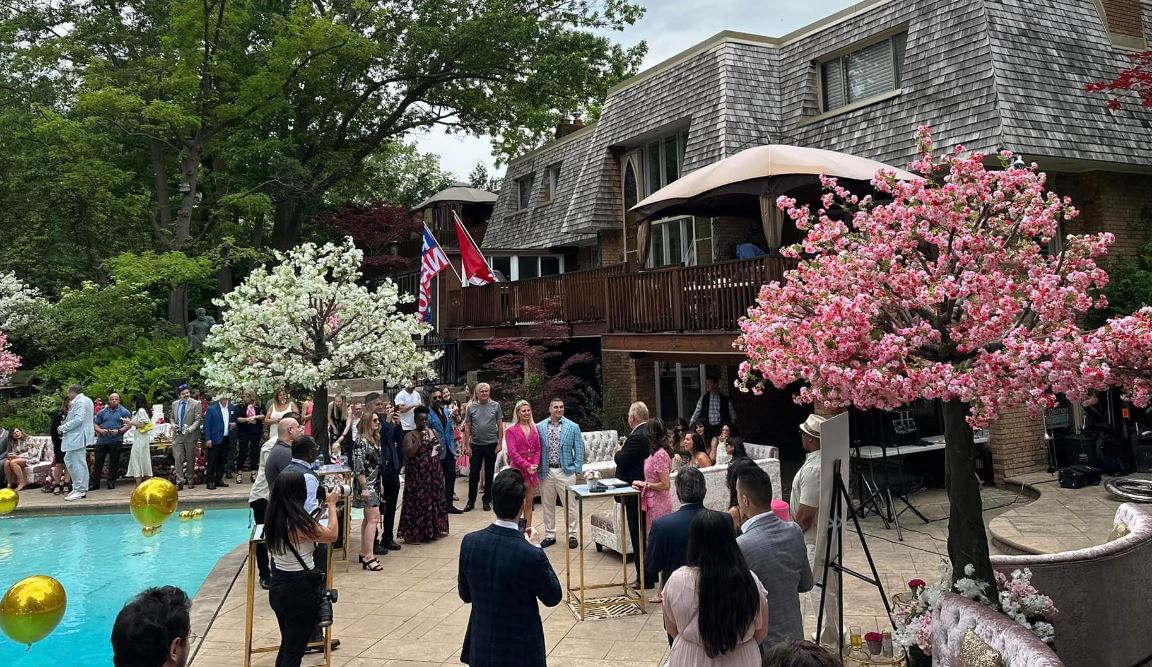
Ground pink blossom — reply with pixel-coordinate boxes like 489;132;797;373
0;331;18;382
736;127;1114;428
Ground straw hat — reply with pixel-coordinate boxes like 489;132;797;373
799;414;827;438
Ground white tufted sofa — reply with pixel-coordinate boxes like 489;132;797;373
580;429;619;477
20;436;54;486
591;450;782;556
932;592;1063;666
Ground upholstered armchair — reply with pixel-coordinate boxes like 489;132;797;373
932;592;1063;666
990;502;1152;667
23;436;54;486
580;429;619;477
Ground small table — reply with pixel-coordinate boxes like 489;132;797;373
564;483;646;621
315;464;353;563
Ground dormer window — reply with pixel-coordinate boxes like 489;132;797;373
820;32;907;112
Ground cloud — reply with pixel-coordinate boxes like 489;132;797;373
415;0;860;180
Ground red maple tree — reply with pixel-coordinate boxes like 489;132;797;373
317;202;422;276
1086;50;1152;110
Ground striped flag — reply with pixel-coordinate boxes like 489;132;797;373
419;225;449;322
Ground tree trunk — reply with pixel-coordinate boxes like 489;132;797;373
312;384;330;463
942;398;999;606
168;283;189;335
271;198;306;251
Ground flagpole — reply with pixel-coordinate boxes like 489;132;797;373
424;222;464;285
453;210;497;284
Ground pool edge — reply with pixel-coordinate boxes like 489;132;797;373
188;541;248;664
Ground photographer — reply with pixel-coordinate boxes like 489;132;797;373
265;469;340;667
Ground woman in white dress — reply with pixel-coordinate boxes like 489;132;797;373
265;388;299;442
126;394;154;485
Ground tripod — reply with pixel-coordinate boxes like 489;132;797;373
816;459;894;657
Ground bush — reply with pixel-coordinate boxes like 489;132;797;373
38;337;201;404
0;392;60;434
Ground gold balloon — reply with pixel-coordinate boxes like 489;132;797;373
0;488;18;515
0;575;66;647
129;478;179;529
191;508;204;520
142;525;162;537
178;511;192;521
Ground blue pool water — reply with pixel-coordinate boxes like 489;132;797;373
0;508;251;664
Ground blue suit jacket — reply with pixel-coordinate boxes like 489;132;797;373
535;417;584;476
458;524;562;666
202;402;238;445
428;407;455;458
645;502;705;582
378;416;403;473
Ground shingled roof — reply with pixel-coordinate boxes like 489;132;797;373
484;0;1152;252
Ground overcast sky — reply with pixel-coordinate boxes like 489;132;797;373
413;0;860;182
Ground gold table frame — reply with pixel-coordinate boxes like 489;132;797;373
242;525;334;667
564;483;646;620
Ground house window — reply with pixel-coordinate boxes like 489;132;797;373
820;32;907;112
542;164;561;203
648;216;713;268
516;175;534;210
641;131;687;197
485;254;565;281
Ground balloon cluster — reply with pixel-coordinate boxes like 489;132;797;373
178;508;205;521
129;478;179;537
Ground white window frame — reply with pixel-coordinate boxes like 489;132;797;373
642;130;688;197
654;363;724;421
819;32;907;113
485;254;566;281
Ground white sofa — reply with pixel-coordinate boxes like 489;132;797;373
591;450;783;556
21;436;54;486
495;429;618;479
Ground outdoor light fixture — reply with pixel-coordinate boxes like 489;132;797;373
1010;155;1026;170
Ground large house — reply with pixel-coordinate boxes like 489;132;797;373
447;0;1152;480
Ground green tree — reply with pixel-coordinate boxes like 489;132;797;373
327;141;456;210
468;162;504;193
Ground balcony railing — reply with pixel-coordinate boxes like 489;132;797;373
453;256;792;334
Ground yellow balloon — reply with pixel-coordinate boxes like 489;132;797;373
191;508;204;520
0;575;66;647
0;488;17;516
129;478;179;529
142;525;162;537
178;511;192;521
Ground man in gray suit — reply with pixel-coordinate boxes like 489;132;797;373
734;464;813;649
169;384;203;491
59;383;95;501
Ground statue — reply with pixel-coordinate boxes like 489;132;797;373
188;308;216;351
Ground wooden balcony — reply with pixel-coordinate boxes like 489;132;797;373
448;256;792;343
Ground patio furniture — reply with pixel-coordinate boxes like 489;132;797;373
932;592;1063;666
22;436;54;486
990;502;1152;667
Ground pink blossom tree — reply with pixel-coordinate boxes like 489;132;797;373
1082;307;1152;408
0;331;19;385
736;127;1114;599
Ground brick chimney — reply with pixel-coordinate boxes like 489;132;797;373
554;113;585;140
1096;0;1147;49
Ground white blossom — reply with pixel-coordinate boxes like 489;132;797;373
200;238;438;394
0;272;47;333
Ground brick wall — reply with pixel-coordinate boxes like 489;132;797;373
600;229;624;266
711;217;760;261
1052;171;1152;266
1098;0;1145;37
988;407;1049;482
600;350;658;433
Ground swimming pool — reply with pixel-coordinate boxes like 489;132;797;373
0;508;252;664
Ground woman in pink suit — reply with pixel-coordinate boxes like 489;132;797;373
505;400;541;533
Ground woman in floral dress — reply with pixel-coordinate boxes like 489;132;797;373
352;413;384;570
398;406;449;543
635;418;675;603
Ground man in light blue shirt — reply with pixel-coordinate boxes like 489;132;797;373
286;436;321;514
93;392;132;491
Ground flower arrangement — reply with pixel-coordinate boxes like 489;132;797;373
891;561;1057;666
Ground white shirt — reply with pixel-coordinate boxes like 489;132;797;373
790;449;822;549
493;519;519;531
217;401;232;434
395;389;421;431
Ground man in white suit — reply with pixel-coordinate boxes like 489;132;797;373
59;383;95;501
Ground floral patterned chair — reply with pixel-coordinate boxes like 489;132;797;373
22;436;55;486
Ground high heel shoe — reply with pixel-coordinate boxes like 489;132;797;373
359;556;383;571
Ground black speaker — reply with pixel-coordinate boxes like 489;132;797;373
1134;436;1152;473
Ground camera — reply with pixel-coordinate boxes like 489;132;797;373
316;482;351;504
316;588;339;627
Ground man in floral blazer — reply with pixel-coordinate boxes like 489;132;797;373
535;398;584;549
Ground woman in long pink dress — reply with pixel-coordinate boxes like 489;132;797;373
634;418;675;602
505;399;541;533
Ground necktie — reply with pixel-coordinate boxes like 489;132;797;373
179;400;187;427
247;404;256;418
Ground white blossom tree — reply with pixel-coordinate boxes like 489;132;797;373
202;239;438;449
0;272;46;385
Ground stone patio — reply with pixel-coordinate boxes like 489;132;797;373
8;468;1135;666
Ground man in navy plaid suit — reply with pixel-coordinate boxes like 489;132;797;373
458;468;562;666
